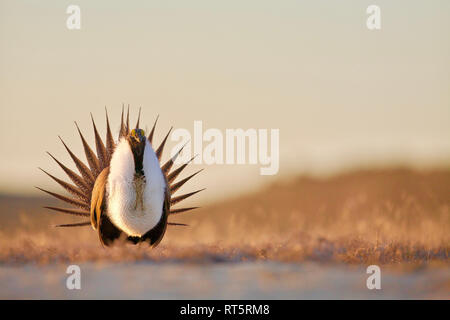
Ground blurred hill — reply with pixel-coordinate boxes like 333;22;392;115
0;168;449;265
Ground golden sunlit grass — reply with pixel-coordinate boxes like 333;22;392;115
0;168;449;266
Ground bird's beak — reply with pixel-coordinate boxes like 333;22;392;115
128;129;146;156
133;135;142;144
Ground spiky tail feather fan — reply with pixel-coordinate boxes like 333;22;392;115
38;107;203;236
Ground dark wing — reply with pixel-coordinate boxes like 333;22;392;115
90;166;108;230
91;166;133;247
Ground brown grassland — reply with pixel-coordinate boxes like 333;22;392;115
0;168;449;267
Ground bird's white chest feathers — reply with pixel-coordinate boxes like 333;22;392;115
106;138;166;237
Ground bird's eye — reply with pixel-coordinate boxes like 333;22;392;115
131;129;145;139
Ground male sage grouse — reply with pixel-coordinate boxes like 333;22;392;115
38;107;203;247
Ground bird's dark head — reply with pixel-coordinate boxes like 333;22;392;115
127;128;146;174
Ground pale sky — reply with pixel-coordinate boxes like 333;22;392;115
1;1;449;201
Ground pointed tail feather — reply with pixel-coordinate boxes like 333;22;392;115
58;136;95;185
46;152;90;194
168;222;189;227
167;155;196;184
39;168;88;201
135;107;141;129
91;113;108;170
148;115;159;145
119;105;126;139
54;221;91;228
125;104;130;134
36;187;90;210
170;169;203;194
105;107;115;162
169;207;199;215
170;188;205;206
75;122;101;176
161;143;188;175
44;206;90;217
156;127;173;161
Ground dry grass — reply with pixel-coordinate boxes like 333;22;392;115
0;168;449;266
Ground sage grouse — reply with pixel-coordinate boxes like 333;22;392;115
38;107;203;247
